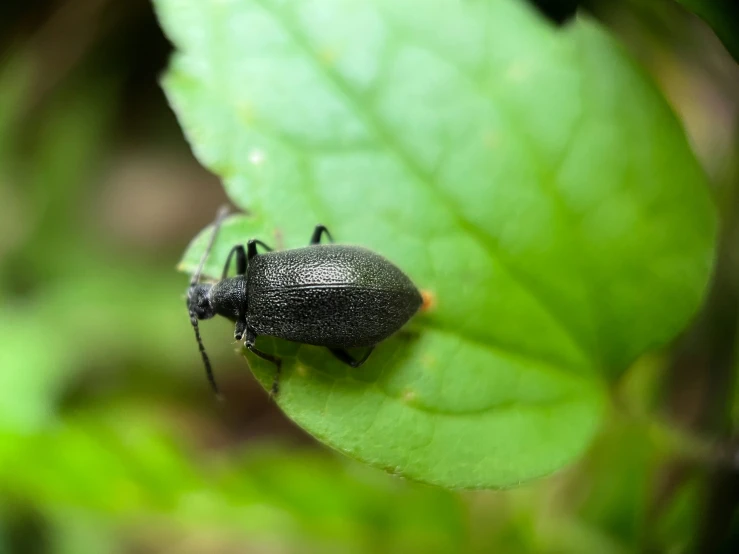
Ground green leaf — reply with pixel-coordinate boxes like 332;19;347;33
158;0;716;488
0;53;33;274
0;52;32;162
1;405;465;553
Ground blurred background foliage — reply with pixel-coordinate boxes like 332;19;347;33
0;0;737;552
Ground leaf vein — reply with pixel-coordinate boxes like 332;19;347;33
253;0;592;364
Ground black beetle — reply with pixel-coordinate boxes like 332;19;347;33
187;209;422;396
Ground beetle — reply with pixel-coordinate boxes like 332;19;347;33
187;208;423;397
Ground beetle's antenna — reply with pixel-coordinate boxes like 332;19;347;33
190;205;229;288
188;205;229;399
190;314;221;398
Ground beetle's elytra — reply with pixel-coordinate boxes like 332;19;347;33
186;209;423;397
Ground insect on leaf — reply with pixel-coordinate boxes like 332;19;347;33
162;0;716;488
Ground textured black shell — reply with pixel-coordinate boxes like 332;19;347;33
246;245;422;348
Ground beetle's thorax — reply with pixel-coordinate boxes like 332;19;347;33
210;275;247;321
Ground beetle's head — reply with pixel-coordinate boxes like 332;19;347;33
187;205;230;398
187;283;215;321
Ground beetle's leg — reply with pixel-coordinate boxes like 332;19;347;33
309;225;334;245
222;245;247;279
247;239;273;260
328;346;374;368
245;328;282;397
234;319;247;342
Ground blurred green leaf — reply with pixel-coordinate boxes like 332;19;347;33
733;352;739;432
0;405;465;554
0;258;221;432
649;473;702;553
0;52;33;160
160;0;716;488
25;79;118;253
0;53;33;274
0;312;73;431
49;511;121;554
574;420;664;548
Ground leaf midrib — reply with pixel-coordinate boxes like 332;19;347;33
249;0;594;366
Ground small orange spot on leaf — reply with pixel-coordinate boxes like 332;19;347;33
421;289;436;312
